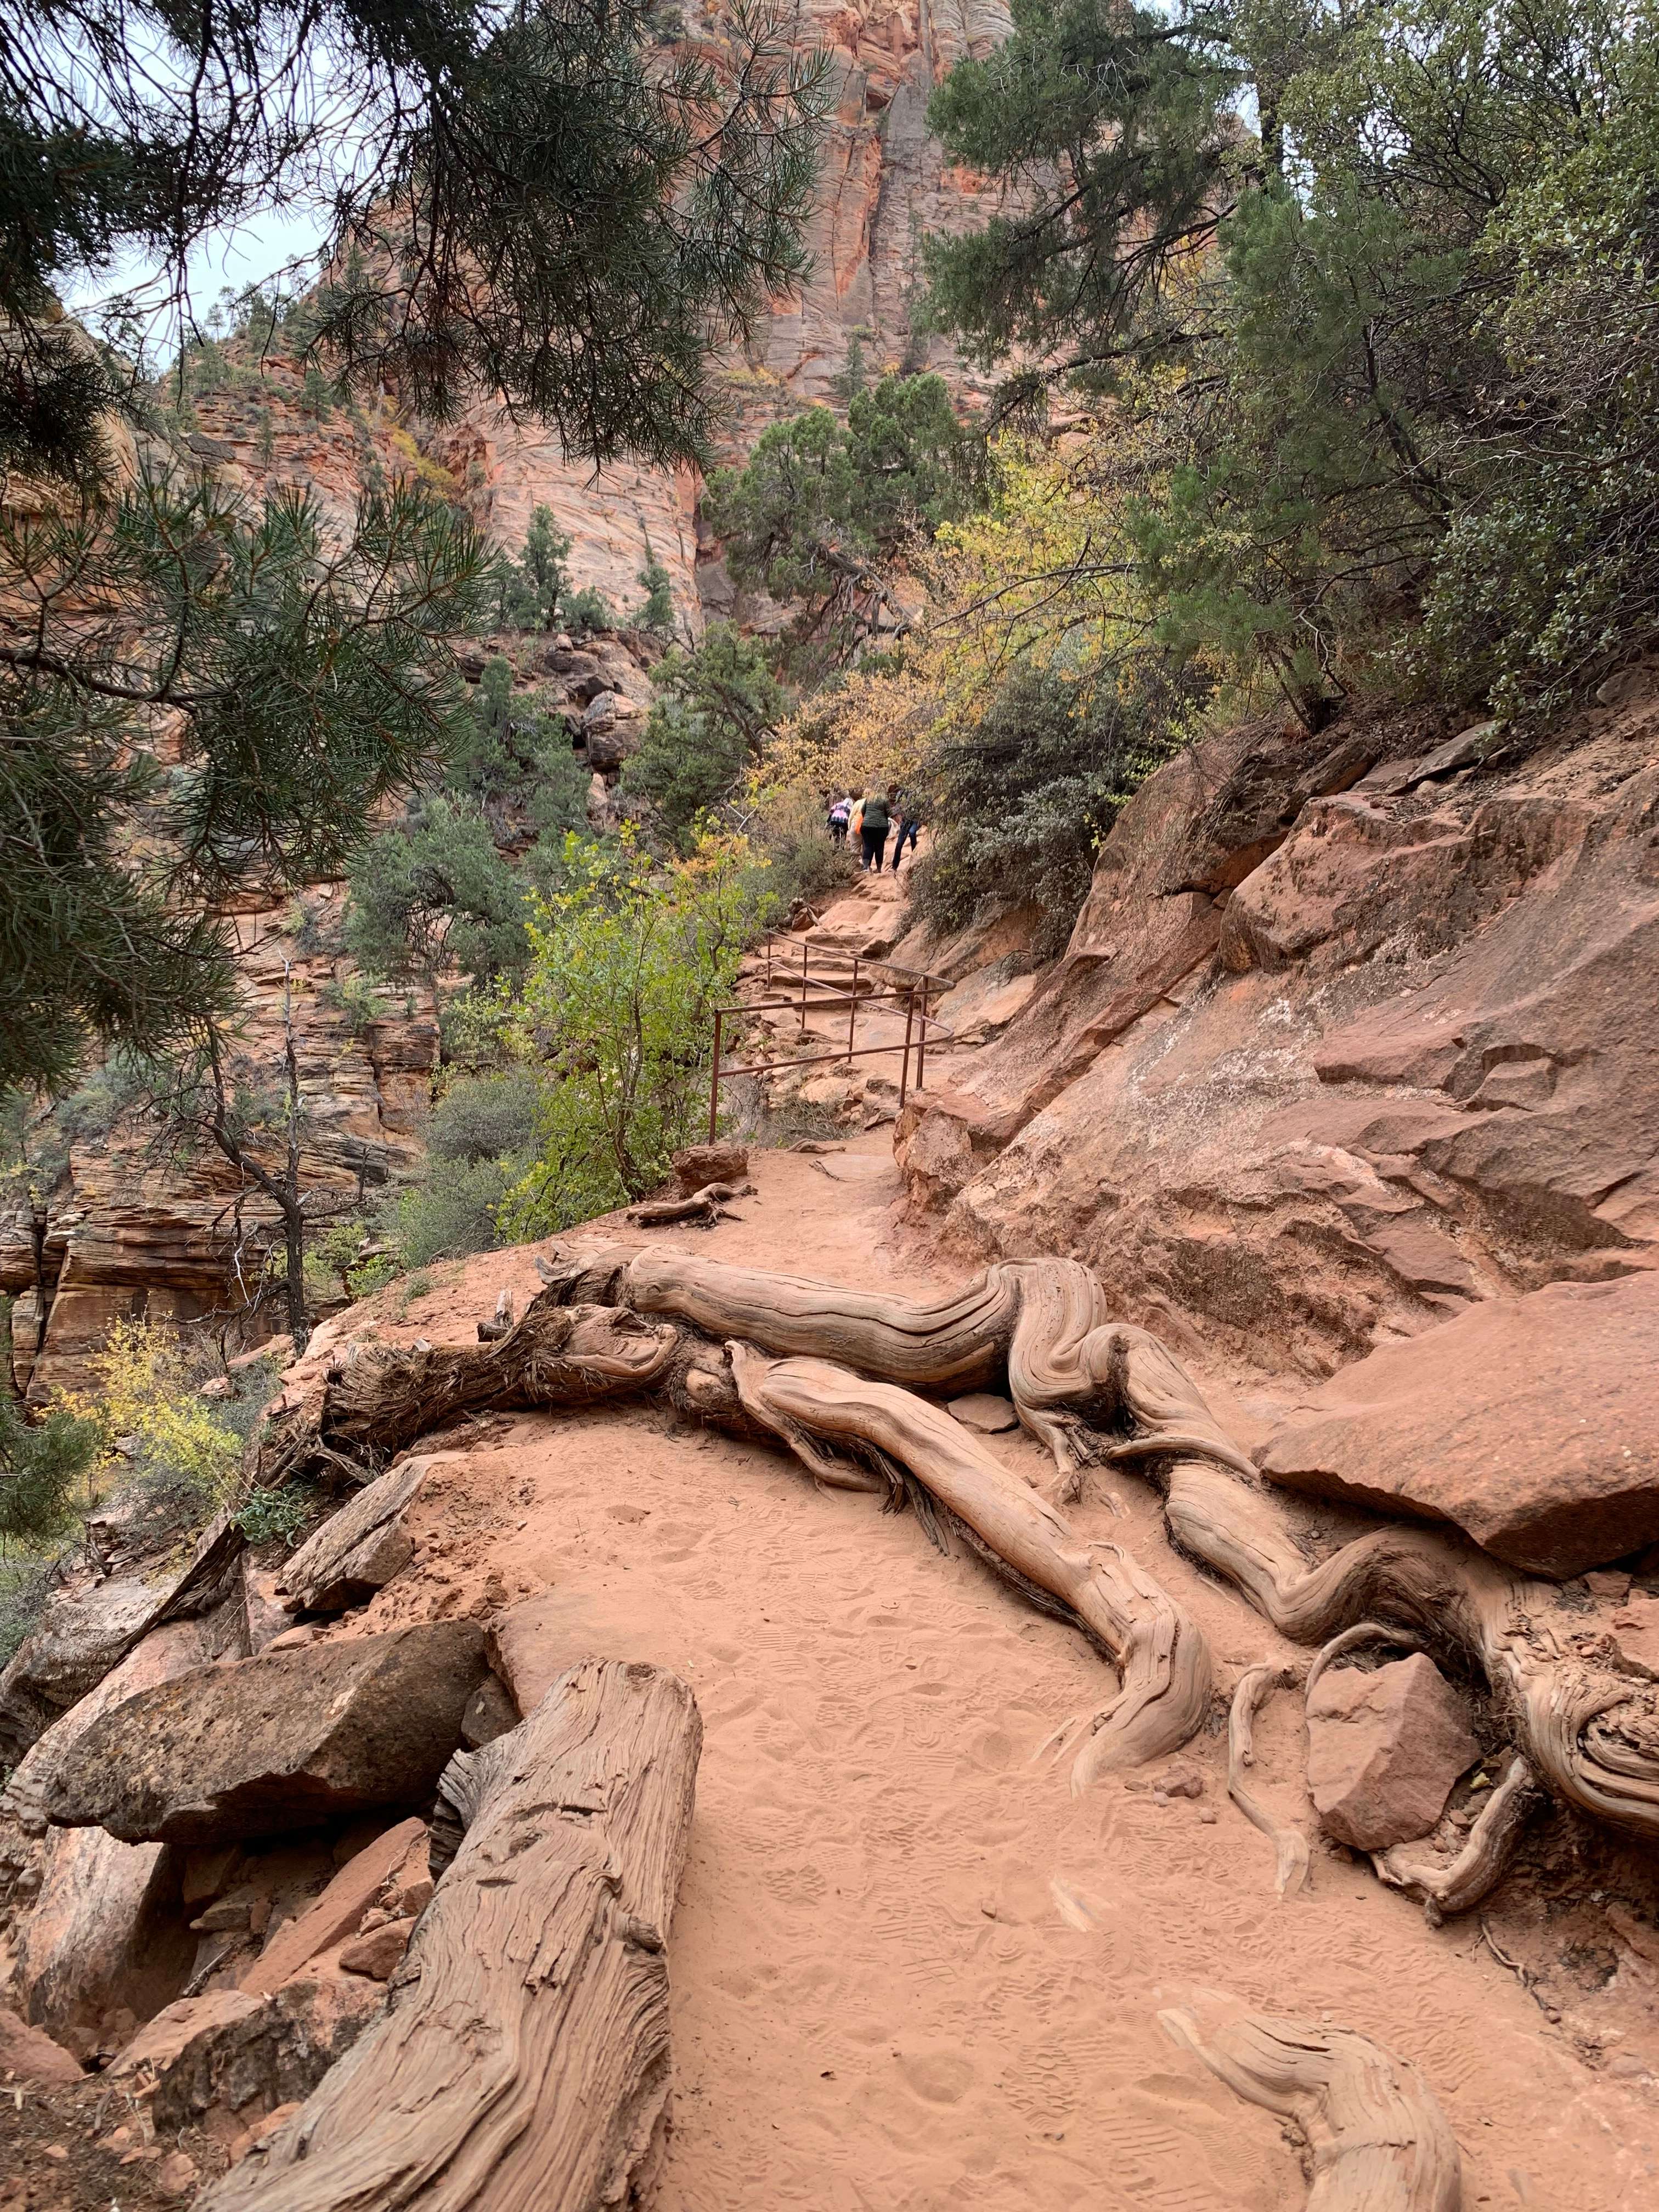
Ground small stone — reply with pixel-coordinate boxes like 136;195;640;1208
946;1393;1019;1436
43;2146;68;2162
1198;1807;1218;1825
155;2151;199;2197
1609;1592;1659;1679
190;1898;251;1932
1585;1570;1633;1601
1160;1767;1204;1800
1306;1652;1481;1850
264;1626;319;1651
0;2005;83;2086
338;1915;415;1980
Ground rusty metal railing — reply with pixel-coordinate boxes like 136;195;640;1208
707;934;955;1141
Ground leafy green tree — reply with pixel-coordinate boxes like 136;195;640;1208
929;0;1659;721
703;374;981;665
624;622;786;846
499;831;770;1228
0;1397;98;1553
345;799;532;994
2;470;493;1094
922;0;1245;399
346;655;589;992
496;507;572;631
633;537;675;634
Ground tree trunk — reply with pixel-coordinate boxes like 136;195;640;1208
198;1658;702;2212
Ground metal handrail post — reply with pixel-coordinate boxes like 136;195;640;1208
708;1007;723;1142
846;954;859;1064
899;985;916;1108
916;979;928;1093
799;939;808;1037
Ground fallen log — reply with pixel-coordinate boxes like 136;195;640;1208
198;1658;703;2212
1159;1991;1463;2211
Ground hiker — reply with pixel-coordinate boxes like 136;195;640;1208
858;785;890;872
827;793;850;845
891;786;922;871
849;789;864;845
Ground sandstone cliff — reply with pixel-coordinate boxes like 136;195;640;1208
896;681;1659;1387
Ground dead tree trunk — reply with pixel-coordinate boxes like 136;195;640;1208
198;1658;702;2212
1159;1994;1463;2211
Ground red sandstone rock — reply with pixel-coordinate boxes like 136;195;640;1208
1305;1655;1481;1850
239;1818;427;1996
44;1624;485;1847
338;1916;415;1980
1256;1274;1659;1577
0;2004;83;2085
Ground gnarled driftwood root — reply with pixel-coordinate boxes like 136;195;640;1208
1372;1753;1544;1926
1229;1665;1310;1898
726;1345;1211;1782
1159;1991;1462;2211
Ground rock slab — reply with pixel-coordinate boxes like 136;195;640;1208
276;1456;435;1615
1305;1654;1481;1850
44;1623;487;1847
948;1392;1020;1436
1256;1273;1659;1578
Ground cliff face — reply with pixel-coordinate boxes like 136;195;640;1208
896;680;1659;1384
181;0;1012;620
4;1;1012;1399
2;899;437;1402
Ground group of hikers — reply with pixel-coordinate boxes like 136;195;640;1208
826;784;922;874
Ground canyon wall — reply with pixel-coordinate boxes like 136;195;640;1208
896;679;1659;1390
3;0;1013;1400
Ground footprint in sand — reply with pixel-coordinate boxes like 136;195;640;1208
897;2047;977;2105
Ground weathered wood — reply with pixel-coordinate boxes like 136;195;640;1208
624;1182;745;1228
1227;1665;1310;1898
1159;1994;1463;2211
727;1345;1211;1780
1372;1753;1544;1925
199;1658;703;2212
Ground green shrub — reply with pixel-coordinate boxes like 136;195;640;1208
388;1068;547;1265
235;1482;323;1547
624;622;786;850
0;1396;99;1553
499;830;769;1231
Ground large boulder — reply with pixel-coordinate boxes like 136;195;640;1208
44;1623;487;1847
1305;1654;1482;1850
0;1619;212;2056
1256;1273;1659;1577
108;1972;383;2136
0;1506;246;1762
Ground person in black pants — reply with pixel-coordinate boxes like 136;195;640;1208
891;787;922;870
858;786;890;871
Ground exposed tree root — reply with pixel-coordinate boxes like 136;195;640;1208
1372;1754;1545;1926
1103;1325;1659;1842
535;1243;1659;1849
1159;1991;1463;2211
251;1291;1209;1778
1228;1666;1310;1898
725;1345;1211;1781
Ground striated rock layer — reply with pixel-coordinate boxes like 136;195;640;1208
895;682;1659;1568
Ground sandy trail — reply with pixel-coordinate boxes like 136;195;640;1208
328;1137;1659;2211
